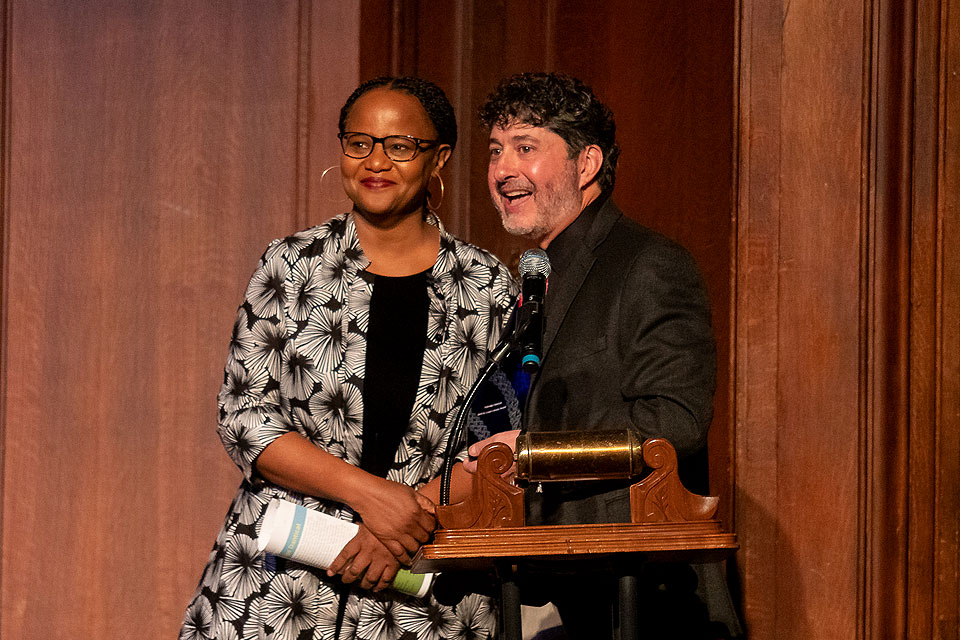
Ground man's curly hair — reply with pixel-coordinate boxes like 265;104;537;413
479;72;619;193
339;76;458;151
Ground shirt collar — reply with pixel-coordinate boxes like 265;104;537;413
544;193;609;274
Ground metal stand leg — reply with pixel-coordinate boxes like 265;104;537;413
499;564;523;640
618;573;639;640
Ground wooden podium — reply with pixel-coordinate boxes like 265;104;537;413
411;438;738;640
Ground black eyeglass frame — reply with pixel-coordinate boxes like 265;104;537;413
338;132;442;162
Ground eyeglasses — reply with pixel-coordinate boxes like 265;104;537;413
338;132;440;162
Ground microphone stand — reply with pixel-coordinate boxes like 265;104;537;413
438;306;531;506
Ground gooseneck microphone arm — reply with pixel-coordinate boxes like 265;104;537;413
438;249;552;506
438;305;529;505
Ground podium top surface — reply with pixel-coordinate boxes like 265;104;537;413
412;520;738;573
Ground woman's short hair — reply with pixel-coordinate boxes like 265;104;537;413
339;76;458;152
478;72;619;193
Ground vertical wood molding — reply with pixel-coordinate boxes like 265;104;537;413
909;0;959;636
933;0;960;633
446;0;472;239
392;0;418;77
861;0;912;637
306;0;360;227
734;0;783;634
908;0;938;621
727;0;742;539
295;0;312;231
0;0;10;630
856;1;960;637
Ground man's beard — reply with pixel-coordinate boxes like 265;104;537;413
496;164;582;242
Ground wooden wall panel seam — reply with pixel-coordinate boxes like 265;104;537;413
728;0;743;538
857;2;876;637
450;0;471;239
296;0;312;231
391;0;402;76
0;0;10;630
543;0;556;72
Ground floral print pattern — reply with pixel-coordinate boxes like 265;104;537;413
179;212;517;640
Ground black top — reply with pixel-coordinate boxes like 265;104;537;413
360;270;430;478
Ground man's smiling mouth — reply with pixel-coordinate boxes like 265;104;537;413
499;184;533;203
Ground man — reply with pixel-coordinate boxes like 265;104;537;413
471;72;741;639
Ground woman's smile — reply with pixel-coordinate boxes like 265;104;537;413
360;177;398;188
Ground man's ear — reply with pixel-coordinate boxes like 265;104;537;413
435;145;452;172
577;144;603;189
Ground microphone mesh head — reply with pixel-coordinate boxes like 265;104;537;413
519;248;551;279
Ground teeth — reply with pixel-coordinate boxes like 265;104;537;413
498;182;532;198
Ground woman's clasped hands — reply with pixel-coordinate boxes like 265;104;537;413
326;478;437;591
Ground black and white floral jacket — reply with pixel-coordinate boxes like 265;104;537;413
180;211;517;640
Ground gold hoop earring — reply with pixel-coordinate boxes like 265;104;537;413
427;173;445;211
320;165;350;206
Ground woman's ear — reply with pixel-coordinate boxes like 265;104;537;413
434;145;452;172
577;144;603;189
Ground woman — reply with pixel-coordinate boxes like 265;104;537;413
179;77;516;640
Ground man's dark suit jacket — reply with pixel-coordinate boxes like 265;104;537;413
524;195;716;526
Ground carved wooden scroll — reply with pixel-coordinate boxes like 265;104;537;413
630;438;719;523
436;442;525;529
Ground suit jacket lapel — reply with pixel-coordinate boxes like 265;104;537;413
541;249;594;359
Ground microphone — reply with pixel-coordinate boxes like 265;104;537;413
517;248;551;373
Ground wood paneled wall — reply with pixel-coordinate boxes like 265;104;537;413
736;0;959;638
736;1;864;635
0;1;957;639
0;1;360;637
